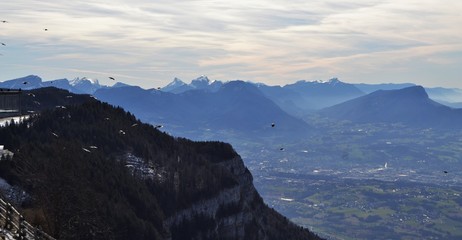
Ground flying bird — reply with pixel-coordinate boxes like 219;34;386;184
89;146;98;149
119;130;126;135
131;123;138;127
1;43;5;46
1;20;7;23
27;93;35;97
109;77;115;80
23;81;28;84
66;95;73;98
44;28;48;31
271;123;275;128
280;147;284;151
443;171;448;174
82;148;91;153
51;132;59;138
154;125;163;129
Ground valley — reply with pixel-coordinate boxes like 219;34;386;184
233;117;462;240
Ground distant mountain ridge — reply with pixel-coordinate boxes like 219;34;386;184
95;80;312;140
161;76;224;94
255;78;366;116
0;75;108;94
3;75;462;108
319;86;462;129
354;82;462;105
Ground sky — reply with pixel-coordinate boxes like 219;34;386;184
1;0;461;89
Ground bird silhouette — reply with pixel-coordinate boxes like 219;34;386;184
44;28;48;31
154;125;163;129
280;147;284;151
1;20;7;23
23;81;28;85
271;123;275;127
27;93;35;97
109;77;115;80
1;43;5;46
82;147;91;153
443;171;448;174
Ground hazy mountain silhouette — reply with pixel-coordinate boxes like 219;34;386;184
425;87;462;104
256;78;365;116
354;83;416;93
354;83;462;105
319;86;462;129
95;81;311;140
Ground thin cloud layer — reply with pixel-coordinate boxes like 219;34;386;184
0;0;461;88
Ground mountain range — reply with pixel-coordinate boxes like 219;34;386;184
2;75;462;134
0;75;127;94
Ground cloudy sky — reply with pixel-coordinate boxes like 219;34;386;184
1;0;461;88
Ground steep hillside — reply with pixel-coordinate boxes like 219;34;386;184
319;86;462;129
0;94;321;240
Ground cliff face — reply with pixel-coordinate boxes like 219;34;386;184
163;156;321;240
164;156;254;239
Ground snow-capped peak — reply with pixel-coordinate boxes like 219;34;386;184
68;77;102;94
165;77;187;88
69;77;100;86
295;78;343;85
191;75;210;84
328;77;341;85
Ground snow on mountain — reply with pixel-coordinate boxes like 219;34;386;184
0;75;44;90
69;77;103;94
161;77;189;93
161;76;223;94
190;75;211;88
69;77;100;86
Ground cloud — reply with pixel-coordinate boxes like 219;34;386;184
1;0;462;88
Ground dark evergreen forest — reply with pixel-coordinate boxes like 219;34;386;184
0;87;321;240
